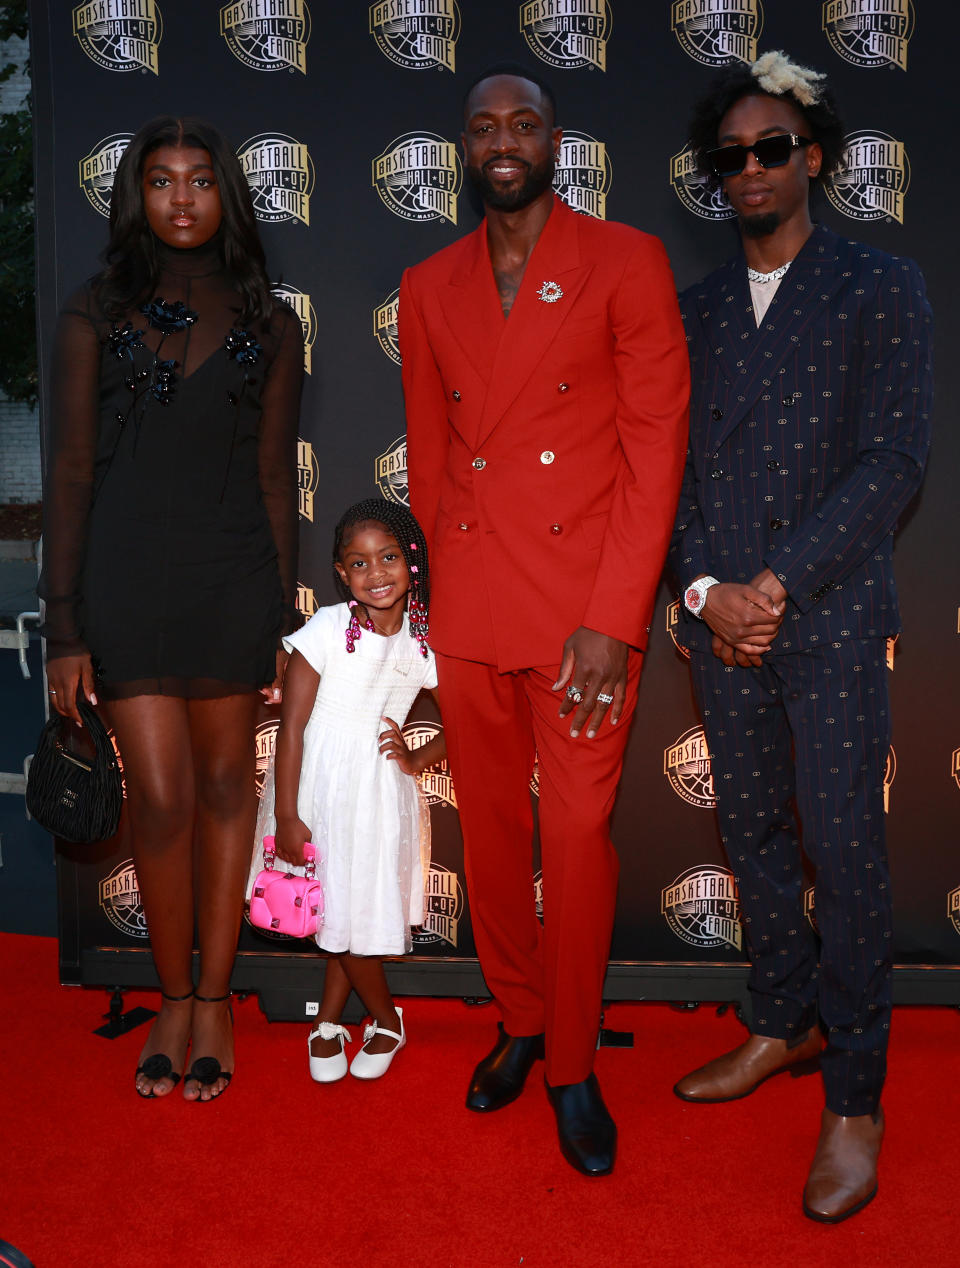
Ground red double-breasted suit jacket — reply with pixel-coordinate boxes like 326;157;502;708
399;195;690;672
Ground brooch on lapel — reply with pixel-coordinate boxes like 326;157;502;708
536;280;564;304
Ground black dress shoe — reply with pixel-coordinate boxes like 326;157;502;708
466;1022;545;1112
545;1073;616;1177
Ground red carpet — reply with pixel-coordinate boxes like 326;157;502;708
1;934;957;1267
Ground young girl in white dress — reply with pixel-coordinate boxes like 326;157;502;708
252;498;445;1081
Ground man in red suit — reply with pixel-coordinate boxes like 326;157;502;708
399;64;689;1175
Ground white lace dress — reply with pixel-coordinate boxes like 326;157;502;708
250;603;436;955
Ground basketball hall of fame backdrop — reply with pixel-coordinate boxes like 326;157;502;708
29;1;959;1014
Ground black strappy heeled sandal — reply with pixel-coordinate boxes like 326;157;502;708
185;992;234;1102
135;988;194;1099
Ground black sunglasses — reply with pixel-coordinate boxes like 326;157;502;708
706;133;812;178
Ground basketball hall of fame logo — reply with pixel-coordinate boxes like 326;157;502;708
825;131;910;225
520;0;611;72
886;635;897;671
949;885;960;939
372;134;460;225
529;757;540;798
883;744;895;813
73;0;162;74
534;869;544;919
671;0;762;66
106;729;127;799
220;0;310;73
662;865;742;951
374;288;401;365
666;599;691;660
554;131;611;219
951;747;960;794
79;133;132;217
804;885;817;932
375;433;409;507
670;143;735;221
298;437;319;521
99;859;149;938
403;722;458;809
272;284;317;376
255;719;279;799
412;863;463;948
369;0;460;72
296;583;318;618
238;134;314;226
664;726;715;808
822;0;913;72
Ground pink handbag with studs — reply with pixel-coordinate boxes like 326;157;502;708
249;838;324;938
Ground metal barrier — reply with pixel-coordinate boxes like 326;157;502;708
0;610;41;799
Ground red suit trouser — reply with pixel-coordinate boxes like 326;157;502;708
436;651;641;1086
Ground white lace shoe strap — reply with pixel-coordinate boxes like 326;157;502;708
310;1022;351;1044
361;1020;403;1046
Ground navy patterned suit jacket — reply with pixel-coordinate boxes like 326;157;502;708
670;224;933;654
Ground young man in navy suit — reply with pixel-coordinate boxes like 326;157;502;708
670;52;932;1223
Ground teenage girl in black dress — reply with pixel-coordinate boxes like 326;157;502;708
41;117;304;1100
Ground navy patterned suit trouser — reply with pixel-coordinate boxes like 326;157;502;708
690;638;891;1116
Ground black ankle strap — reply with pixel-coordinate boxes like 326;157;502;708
161;988;195;1002
195;992;230;1003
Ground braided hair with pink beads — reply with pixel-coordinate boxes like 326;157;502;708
331;498;430;658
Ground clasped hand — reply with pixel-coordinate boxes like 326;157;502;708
553;625;628;738
702;569;787;667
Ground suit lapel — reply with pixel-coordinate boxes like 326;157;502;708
704;225;846;451
696;253;753;407
436;222;503;388
476;197;592;450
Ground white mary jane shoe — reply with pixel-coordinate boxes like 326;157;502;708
308;1022;352;1083
349;1007;406;1080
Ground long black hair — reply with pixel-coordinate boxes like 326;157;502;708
95;115;274;324
332;498;430;657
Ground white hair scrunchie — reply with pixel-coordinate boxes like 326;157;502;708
750;50;825;107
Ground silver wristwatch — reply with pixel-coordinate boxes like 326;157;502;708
683;576;720;618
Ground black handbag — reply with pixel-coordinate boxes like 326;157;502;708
26;699;123;843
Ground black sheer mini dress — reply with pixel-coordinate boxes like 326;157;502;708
39;241;304;699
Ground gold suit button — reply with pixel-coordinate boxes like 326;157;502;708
457;522;469;531
558;382;569;393
452;390;461;401
550;524;563;535
472;457;486;470
540;450;555;464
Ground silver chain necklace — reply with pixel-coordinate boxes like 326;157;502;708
747;260;793;284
